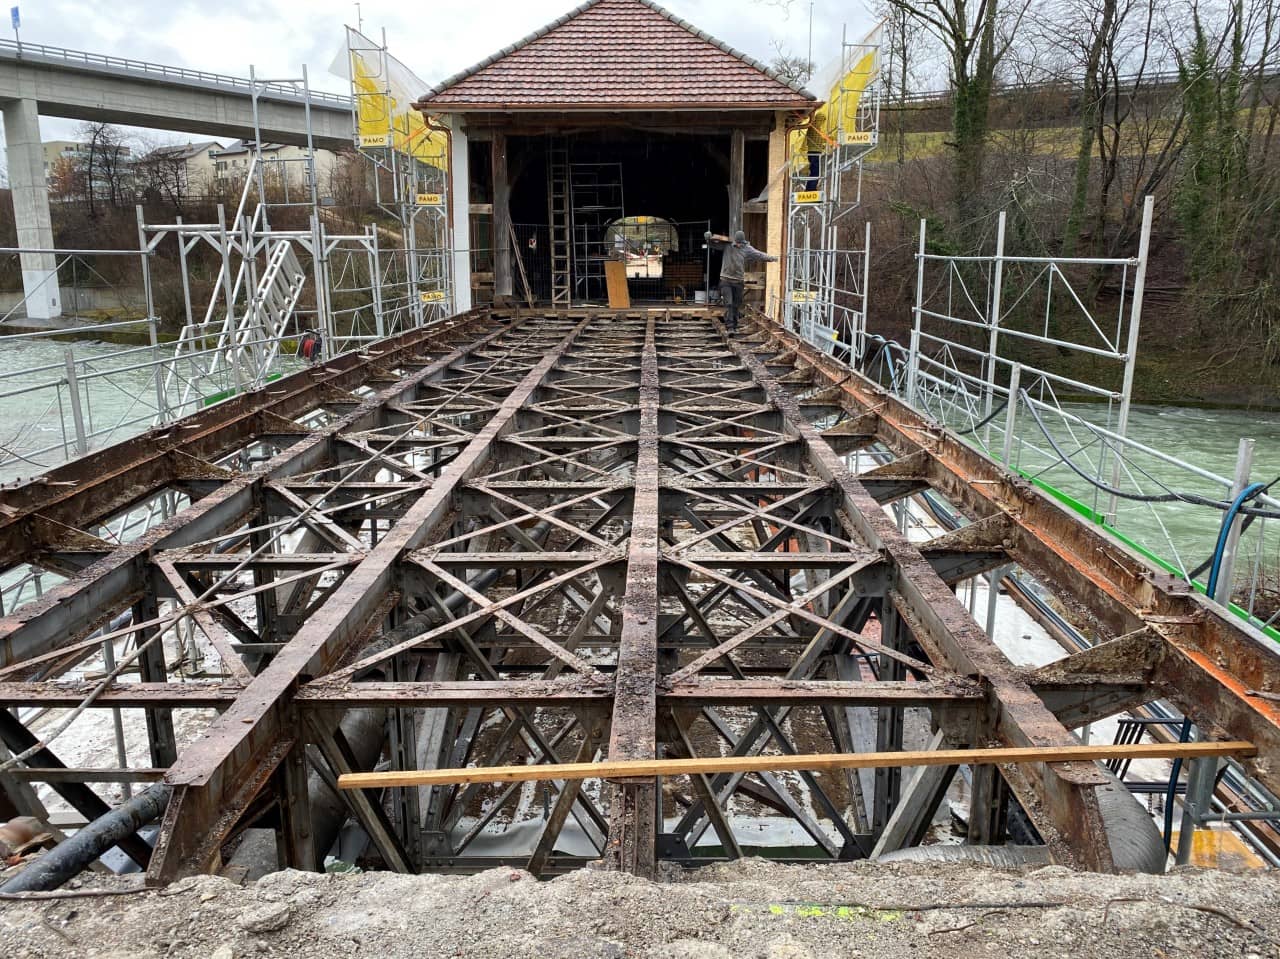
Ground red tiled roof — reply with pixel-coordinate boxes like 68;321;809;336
416;0;816;112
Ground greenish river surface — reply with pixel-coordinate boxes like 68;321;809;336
996;402;1280;581
0;337;300;485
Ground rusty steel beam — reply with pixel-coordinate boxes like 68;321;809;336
750;316;1280;805
749;317;1280;838
0;312;495;564
2;306;1277;887
147;317;592;882
0;315;509;670
605;314;659;876
729;325;1116;871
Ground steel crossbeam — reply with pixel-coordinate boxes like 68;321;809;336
0;307;1277;884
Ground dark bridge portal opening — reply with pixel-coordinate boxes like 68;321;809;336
494;130;768;305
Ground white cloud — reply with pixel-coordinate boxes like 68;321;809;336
24;0;875;141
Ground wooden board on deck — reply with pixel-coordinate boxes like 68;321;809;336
604;259;631;309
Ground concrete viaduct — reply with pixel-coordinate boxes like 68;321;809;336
0;39;355;319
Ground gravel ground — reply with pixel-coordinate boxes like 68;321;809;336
3;860;1280;958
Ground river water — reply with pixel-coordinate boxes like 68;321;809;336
1012;403;1280;579
0;337;300;484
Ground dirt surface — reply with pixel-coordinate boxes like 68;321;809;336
3;860;1280;958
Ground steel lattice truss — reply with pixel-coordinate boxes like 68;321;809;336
1;308;1279;882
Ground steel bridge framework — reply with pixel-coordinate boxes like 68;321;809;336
1;307;1279;882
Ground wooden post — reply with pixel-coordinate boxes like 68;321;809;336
492;133;513;299
765;112;788;320
728;129;744;237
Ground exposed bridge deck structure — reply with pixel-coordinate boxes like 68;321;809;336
1;308;1278;881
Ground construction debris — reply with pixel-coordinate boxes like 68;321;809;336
4;861;1280;958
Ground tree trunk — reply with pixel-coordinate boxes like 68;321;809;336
950;0;1000;221
1063;0;1116;257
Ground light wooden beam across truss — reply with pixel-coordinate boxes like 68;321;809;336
337;740;1257;789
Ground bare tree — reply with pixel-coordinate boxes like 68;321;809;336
326;151;376;231
75;122;135;218
768;40;815;86
135;135;191;216
876;0;930;165
884;0;1032;219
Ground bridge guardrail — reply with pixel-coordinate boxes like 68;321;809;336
885;66;1280;108
0;38;353;108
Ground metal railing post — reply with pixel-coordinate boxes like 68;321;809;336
1002;364;1021;466
1175;726;1219;866
100;638;132;799
215;203;244;398
985;211;1006;420
136;206;168;423
62;347;88;457
370;226;385;339
1107;194;1154;523
302;63;320;212
406;205;423;328
310;212;334;356
1214;437;1256;605
906;217;926;406
860;220;872;364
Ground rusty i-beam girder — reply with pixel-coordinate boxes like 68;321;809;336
0;308;1276;883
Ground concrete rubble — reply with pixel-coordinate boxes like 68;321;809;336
3;860;1280;958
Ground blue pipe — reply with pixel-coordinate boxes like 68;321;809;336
1206;481;1266;600
1163;718;1192;853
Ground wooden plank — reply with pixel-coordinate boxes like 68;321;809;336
604;260;630;309
604;314;656;874
338;740;1257;790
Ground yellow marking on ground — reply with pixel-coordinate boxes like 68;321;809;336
1170;828;1268;870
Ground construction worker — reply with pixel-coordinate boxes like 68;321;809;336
704;230;778;333
804;109;828;191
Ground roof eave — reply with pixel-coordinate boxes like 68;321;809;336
413;98;818;114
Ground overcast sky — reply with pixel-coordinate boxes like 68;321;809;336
22;0;877;143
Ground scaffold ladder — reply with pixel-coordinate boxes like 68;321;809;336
548;139;571;307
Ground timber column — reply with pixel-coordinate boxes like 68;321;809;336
2;98;61;319
764;110;787;321
447;114;472;313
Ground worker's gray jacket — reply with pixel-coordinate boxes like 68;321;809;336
706;236;777;282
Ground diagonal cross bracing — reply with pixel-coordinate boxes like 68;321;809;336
0;307;1277;883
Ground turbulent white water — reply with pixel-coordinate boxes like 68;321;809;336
0;337;300;483
1016;402;1280;579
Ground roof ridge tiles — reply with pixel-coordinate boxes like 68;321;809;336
417;0;817;110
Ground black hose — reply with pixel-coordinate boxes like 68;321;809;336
954;397;1010;436
1163;719;1192;853
1020;389;1280;520
0;784;172;893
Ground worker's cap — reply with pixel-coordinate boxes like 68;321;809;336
733;230;747;244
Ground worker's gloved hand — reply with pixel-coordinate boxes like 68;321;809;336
704;231;712;240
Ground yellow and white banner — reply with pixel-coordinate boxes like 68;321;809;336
790;22;882;166
337;27;448;169
822;22;881;143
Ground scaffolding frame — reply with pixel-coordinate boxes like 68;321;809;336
783;35;879;363
346;27;454;325
569;161;626;302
